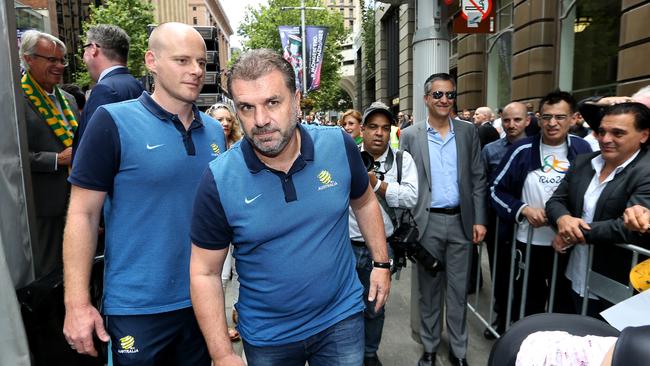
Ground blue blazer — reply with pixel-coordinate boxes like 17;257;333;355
73;67;144;159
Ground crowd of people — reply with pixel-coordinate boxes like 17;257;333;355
18;18;650;366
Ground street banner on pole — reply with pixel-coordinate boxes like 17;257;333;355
279;26;304;92
305;26;328;92
279;25;329;92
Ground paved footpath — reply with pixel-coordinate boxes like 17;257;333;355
224;253;496;366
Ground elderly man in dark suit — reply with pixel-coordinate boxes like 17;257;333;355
19;30;80;279
546;102;650;316
72;24;144;161
400;73;487;366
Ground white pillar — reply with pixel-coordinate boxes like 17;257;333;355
410;0;450;341
412;0;449;122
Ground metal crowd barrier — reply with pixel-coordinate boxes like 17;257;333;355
466;218;650;339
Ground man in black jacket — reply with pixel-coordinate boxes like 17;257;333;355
546;102;650;316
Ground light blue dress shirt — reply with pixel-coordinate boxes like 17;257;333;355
427;119;460;208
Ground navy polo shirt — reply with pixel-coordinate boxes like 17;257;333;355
70;92;226;315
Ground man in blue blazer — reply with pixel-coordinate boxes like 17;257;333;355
73;24;144;161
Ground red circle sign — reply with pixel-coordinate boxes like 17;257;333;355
460;0;493;21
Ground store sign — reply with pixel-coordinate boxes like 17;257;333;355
452;0;496;34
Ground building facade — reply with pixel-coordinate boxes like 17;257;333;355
151;0;187;23
368;0;650;118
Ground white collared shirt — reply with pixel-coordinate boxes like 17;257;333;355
349;146;419;240
567;150;640;297
98;65;126;82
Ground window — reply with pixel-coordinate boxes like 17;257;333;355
193;16;198;25
349;20;354;28
486;32;513;109
558;0;620;99
486;0;514;109
192;6;196;11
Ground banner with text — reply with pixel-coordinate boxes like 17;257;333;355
278;26;329;92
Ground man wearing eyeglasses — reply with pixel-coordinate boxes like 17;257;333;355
400;73;487;366
18;30;80;280
490;90;592;322
72;24;144;162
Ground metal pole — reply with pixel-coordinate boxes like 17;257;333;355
519;226;534;320
300;0;307;95
505;224;518;330
412;0;449;122
548;250;559;313
581;245;594;316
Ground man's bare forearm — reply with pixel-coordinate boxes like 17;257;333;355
190;248;237;362
63;202;101;306
351;186;389;261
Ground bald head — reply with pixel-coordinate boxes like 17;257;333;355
503;102;527;117
144;22;208;107
473;106;493;126
502;102;530;141
148;22;206;54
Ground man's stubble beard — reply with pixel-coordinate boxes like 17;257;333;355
246;103;299;158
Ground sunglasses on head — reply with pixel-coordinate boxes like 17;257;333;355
428;90;457;100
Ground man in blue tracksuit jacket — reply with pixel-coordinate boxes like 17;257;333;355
490;90;592;323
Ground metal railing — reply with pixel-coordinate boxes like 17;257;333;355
467;218;650;339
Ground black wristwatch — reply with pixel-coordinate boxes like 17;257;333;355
372;259;393;269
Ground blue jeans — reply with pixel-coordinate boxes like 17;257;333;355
243;312;364;366
352;244;385;357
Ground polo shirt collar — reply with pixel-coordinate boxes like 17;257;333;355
138;91;203;126
242;123;314;173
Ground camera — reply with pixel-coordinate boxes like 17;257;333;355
388;216;443;277
360;151;385;180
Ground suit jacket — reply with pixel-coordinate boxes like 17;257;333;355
546;149;650;283
72;67;144;158
400;118;487;241
24;89;80;217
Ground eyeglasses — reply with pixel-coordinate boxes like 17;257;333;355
540;114;569;122
82;43;101;49
427;90;457;100
30;54;69;67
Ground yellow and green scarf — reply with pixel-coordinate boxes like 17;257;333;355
21;71;78;147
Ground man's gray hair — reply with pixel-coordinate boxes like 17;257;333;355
423;72;456;95
227;49;296;97
86;24;130;63
19;30;67;71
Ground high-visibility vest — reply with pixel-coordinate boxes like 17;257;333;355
390;125;400;150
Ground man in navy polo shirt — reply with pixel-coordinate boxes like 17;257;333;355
190;49;391;366
62;23;225;365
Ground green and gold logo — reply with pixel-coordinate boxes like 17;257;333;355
318;170;332;184
117;335;139;354
210;143;221;156
317;170;338;191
